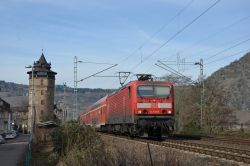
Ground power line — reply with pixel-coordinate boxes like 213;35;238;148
79;61;115;65
93;75;128;78
179;15;250;58
106;0;196;88
155;63;196;84
176;34;250;72
190;33;250;59
155;63;182;77
117;0;195;65
78;64;118;82
136;0;195;50
205;38;250;60
129;0;222;72
156;61;196;84
205;48;250;65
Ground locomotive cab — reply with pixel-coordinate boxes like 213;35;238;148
134;75;175;138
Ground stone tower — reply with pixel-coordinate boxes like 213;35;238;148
27;53;57;132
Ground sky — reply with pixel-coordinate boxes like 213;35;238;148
0;0;249;89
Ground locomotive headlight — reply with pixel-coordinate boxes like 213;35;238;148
138;110;142;114
167;110;172;114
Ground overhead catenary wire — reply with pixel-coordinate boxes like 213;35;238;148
157;60;196;82
204;38;250;60
79;61;116;65
129;0;222;73
186;33;250;61
176;34;250;72
93;75;128;78
107;0;196;87
117;0;195;65
155;63;196;84
155;63;183;77
205;48;250;65
179;14;250;58
78;64;118;82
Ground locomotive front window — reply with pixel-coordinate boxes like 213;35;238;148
137;85;170;98
137;86;154;97
155;86;170;97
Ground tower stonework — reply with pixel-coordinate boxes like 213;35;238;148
27;53;57;133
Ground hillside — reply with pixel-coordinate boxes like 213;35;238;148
55;85;114;118
0;81;114;117
206;52;250;112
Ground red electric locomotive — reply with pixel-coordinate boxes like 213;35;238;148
80;74;175;138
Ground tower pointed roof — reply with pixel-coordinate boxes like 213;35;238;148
27;52;57;78
38;53;48;65
33;53;51;70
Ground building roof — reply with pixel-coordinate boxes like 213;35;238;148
27;53;57;76
38;53;48;65
1;96;28;108
0;97;10;112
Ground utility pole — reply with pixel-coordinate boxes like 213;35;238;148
74;57;78;120
26;65;35;141
201;59;204;129
63;82;67;123
74;59;117;121
195;59;204;129
74;56;83;120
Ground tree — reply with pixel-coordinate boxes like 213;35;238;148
204;80;238;134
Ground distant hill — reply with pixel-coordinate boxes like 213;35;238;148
55;85;114;118
0;80;114;117
206;52;250;112
0;80;28;96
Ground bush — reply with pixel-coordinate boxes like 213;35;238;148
181;120;201;135
51;121;113;166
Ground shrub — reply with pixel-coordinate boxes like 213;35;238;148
51;121;113;166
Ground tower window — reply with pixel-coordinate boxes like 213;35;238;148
41;79;44;86
41;90;44;95
41;100;44;105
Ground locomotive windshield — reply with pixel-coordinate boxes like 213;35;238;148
137;85;170;98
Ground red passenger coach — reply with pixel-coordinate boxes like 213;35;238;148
80;74;175;138
80;96;108;128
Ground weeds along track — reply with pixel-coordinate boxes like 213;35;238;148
202;137;250;146
100;133;250;164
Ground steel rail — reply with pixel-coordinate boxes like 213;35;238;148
100;133;250;164
203;137;250;146
165;139;250;156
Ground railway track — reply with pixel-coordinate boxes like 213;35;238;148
101;133;250;164
203;137;250;146
165;139;250;157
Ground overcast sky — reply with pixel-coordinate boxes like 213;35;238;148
0;0;249;89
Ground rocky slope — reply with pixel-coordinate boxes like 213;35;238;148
206;52;250;112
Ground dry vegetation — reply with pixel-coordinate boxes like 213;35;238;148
47;122;244;166
101;134;242;166
50;121;112;166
